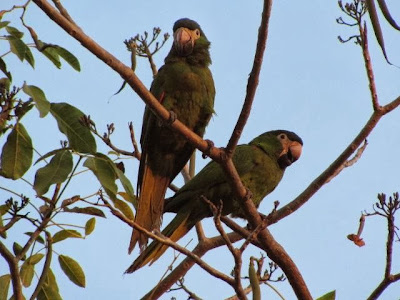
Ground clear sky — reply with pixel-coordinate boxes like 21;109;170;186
1;0;400;299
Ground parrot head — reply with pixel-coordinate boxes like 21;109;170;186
172;18;209;56
251;130;303;169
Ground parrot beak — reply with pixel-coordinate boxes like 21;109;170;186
278;141;302;168
173;27;200;56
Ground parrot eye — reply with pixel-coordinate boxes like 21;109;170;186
194;29;201;37
279;134;287;140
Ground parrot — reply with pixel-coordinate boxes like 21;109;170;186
129;18;215;253
126;130;303;273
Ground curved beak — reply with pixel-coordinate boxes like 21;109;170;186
173;27;197;56
278;141;303;168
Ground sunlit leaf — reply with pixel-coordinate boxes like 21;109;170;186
26;253;45;265
44;268;59;293
50;103;96;154
37;285;62;300
63;206;106;218
116;168;137;208
52;229;82;244
0;215;6;239
85;217;96;235
33;150;73;195
22;84;50;118
316;290;336;300
20;261;34;287
58;255;86;287
0;274;11;300
0;123;33;179
113;198;134;220
42;46;61;69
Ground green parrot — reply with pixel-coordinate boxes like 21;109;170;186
126;130;303;272
129;18;215;253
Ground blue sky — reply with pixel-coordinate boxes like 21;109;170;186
1;0;400;299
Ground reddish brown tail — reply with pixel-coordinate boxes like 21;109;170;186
128;166;170;253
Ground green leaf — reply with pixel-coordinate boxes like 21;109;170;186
52;229;82;244
113;198;134;220
26;253;45;265
316;290;336;300
33;150;73;196
54;46;81;71
249;259;260;300
115;168;137;208
44;268;59;293
84;217;96;235
0;57;11;81
42;46;61;69
7;36;26;61
0;21;10;29
37;285;62;300
0;123;33;179
12;242;26;260
84;155;117;197
20;261;34;287
0;274;11;300
63;206;106;218
58;255;85;287
50;103;96;154
5;26;24;39
24;232;45;244
22;84;50;117
34;148;71;165
24;46;35;68
0;215;6;239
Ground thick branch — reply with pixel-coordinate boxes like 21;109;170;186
32;0;223;162
225;0;272;157
0;242;23;300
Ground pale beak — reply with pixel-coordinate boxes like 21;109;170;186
278;141;303;168
174;27;195;56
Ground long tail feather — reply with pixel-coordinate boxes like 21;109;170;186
129;166;170;253
125;210;192;273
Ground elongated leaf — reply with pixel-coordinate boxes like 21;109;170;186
5;26;24;39
0;123;33;179
84;155;117;197
50;103;96;154
12;242;25;260
26;253;45;265
37;285;62;300
0;215;6;239
85;217;96;235
24;232;45;244
24;46;35;68
63;206;106;218
42;47;61;69
35;148;72;165
316;290;336;300
377;0;400;30
0;21;10;29
22;85;50;117
54;46;81;71
113;198;134;220
44;268;59;292
249;259;260;300
115;168;136;208
33;150;73;195
7;36;26;61
366;0;391;64
0;57;11;80
58;255;85;287
52;229;82;244
20;261;34;287
0;274;10;300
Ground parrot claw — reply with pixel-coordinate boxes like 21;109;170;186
244;188;253;201
167;110;177;125
202;139;214;158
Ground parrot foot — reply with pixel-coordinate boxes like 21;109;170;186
167;110;177;125
202;139;214;158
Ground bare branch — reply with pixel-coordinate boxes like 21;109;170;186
0;241;23;300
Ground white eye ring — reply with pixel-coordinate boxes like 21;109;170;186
279;134;287;140
194;29;201;37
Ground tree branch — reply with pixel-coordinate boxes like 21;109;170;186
0;241;23;300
